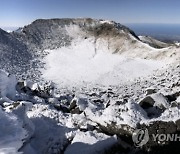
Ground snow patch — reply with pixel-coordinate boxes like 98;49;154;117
42;38;165;88
0;107;27;154
65;131;117;154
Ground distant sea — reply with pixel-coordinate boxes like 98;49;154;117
125;23;180;43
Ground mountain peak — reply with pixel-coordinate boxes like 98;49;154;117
13;18;139;51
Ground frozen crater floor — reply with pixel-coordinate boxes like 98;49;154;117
42;38;166;88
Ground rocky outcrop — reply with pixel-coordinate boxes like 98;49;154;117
12;18;140;51
139;93;170;117
139;36;171;48
0;28;32;75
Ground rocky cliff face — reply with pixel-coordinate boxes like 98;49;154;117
0;28;32;76
12;18;139;51
139;35;171;48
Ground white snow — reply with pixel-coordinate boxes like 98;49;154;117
42;38;165;88
65;131;117;154
24;104;70;154
0;70;17;103
150;93;170;108
0;107;27;154
24;80;39;91
100;20;113;25
85;99;148;128
177;96;180;103
6;30;12;33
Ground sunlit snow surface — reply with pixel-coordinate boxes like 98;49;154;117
0;107;26;154
42;38;165;88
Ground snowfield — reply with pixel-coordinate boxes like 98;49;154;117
42;38;165;87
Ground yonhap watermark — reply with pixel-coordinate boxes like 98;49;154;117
152;134;180;142
132;129;149;147
132;128;180;147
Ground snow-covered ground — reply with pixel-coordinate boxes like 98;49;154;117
0;63;179;154
0;107;27;154
0;38;179;153
0;18;180;154
42;38;165;87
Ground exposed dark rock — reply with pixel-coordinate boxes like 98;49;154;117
139;36;172;49
145;88;157;95
12;18;139;52
69;98;84;114
69;98;77;110
16;80;55;99
98;123;134;137
139;93;170;117
54;104;70;113
166;91;180;102
0;28;32;76
70;107;82;114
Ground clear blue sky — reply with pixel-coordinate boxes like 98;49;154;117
1;0;180;27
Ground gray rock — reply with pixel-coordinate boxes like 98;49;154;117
139;93;170;110
145;87;157;95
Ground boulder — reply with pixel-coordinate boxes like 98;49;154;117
139;93;170;117
16;80;54;98
69;97;88;114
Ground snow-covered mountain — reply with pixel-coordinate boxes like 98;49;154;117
0;18;180;154
0;18;178;80
139;35;172;48
11;18;180;85
12;18;138;50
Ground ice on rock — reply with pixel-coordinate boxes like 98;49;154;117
0;70;17;102
85;99;148;130
69;96;89;114
24;80;40;91
145;86;157;95
177;96;180;103
139;93;170;111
